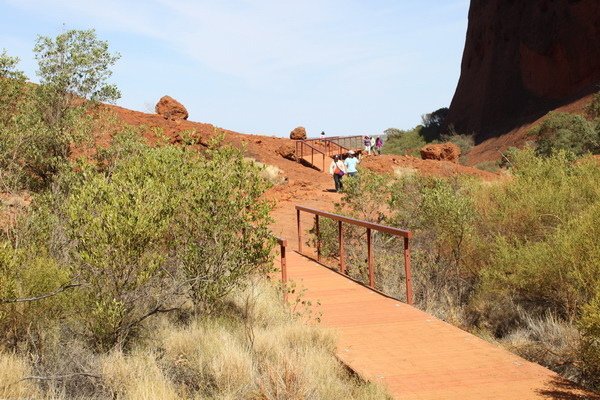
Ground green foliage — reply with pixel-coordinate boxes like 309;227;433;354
585;91;600;120
0;134;274;350
473;160;500;173
530;112;600;157
440;132;474;161
34;29;121;105
0;50;28;125
0;244;71;346
420;107;449;142
382;126;426;156
382;108;472;160
0;30;120;191
579;291;600;389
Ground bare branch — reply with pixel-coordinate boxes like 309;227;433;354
0;283;81;304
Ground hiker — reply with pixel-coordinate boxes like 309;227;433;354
363;136;371;155
344;150;360;177
375;136;383;155
329;154;346;192
370;136;376;155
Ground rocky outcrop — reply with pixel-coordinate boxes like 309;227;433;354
420;143;461;163
289;126;307;140
445;0;600;142
276;144;297;161
156;96;189;121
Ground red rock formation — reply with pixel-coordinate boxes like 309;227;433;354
420;143;461;163
276;143;297;161
289;126;307;140
445;0;600;142
155;95;189;121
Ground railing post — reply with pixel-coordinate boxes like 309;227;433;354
322;152;325;172
404;237;413;305
315;215;321;262
280;241;287;283
338;220;345;273
297;208;302;254
367;228;374;288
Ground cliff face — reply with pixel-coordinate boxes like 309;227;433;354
445;0;600;142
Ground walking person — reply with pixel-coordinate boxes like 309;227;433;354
329;154;346;192
375;136;383;155
370;136;376;155
344;150;360;177
363;135;372;155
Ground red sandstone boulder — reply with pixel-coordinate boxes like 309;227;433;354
289;126;307;140
445;0;600;141
276;144;297;161
420;143;461;163
155;96;189;121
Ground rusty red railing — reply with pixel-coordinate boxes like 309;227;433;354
295;135;385;170
295;205;413;305
276;237;288;283
295;140;327;171
275;237;288;300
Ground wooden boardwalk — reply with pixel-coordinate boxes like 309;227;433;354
282;250;598;399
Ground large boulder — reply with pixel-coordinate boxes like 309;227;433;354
155;96;189;121
289;126;307;140
444;0;600;142
420;143;461;163
276;144;297;161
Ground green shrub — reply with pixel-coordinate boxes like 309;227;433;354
440;133;474;161
579;291;600;389
0;243;72;347
585;91;600;120
0;30;121;191
530;112;600;157
382;127;426;156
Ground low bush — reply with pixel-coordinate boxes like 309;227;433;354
530;112;600;157
585;91;600;120
382;127;426;157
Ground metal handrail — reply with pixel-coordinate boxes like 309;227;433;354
295;205;413;305
295;140;327;171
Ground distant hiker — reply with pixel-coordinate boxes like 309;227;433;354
344;150;360;177
375;137;383;155
364;136;372;155
329;154;346;192
370;136;376;154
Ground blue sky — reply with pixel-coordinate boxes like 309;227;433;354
0;0;469;137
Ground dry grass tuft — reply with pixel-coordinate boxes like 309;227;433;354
500;311;581;381
0;278;388;399
100;350;180;400
245;157;287;186
393;166;418;178
0;352;39;399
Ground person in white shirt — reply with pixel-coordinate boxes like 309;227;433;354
329;154;347;192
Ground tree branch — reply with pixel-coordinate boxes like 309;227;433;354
0;283;81;304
